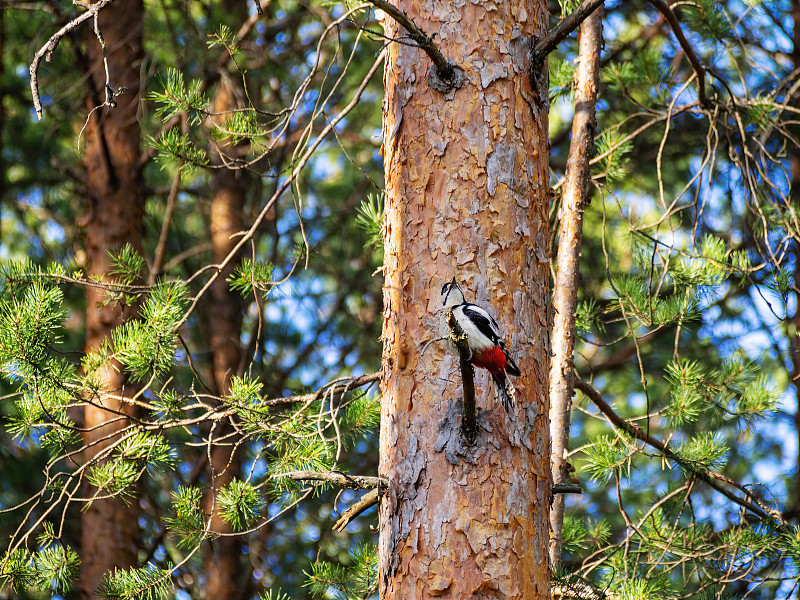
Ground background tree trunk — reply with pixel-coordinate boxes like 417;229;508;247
378;1;551;598
80;0;145;596
548;7;602;568
203;71;247;599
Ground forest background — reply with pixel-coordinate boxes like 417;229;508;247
0;0;799;598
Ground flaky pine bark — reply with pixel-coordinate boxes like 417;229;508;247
548;8;602;567
203;71;247;599
378;1;551;598
80;0;145;597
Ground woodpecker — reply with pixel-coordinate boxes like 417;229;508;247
439;278;520;413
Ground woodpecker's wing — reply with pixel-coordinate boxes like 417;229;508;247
458;304;502;346
458;303;520;375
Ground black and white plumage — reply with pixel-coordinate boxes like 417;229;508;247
439;277;521;413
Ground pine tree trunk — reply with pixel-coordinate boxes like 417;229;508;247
203;72;246;600
378;1;551;597
548;7;602;568
80;0;145;596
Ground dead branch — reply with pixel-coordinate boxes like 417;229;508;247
264;372;380;408
29;0;116;119
280;470;387;491
333;488;381;532
552;482;583;494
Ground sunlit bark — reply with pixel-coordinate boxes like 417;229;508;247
548;6;602;568
378;1;551;597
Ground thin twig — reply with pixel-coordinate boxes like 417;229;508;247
150;159;183;283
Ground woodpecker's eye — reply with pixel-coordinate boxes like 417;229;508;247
441;283;450;296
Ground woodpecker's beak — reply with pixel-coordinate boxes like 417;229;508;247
450;276;457;287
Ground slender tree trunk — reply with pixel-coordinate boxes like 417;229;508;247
80;0;145;597
203;71;247;599
378;1;551;598
548;7;602;568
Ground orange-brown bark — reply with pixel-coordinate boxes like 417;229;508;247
378;1;551;598
203;71;246;600
548;7;602;567
80;0;145;596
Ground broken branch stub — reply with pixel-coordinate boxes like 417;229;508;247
446;307;477;442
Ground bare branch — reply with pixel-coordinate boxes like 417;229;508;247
533;0;605;59
150;153;184;283
333;487;381;532
280;470;387;490
263;372;380;408
648;0;708;107
29;0;116;119
552;483;583;495
366;0;463;90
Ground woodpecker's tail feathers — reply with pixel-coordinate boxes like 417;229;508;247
492;374;516;414
505;355;521;377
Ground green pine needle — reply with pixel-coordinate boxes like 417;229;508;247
163;486;207;550
229;260;275;297
218;479;264;531
149;69;208;125
97;564;173;600
354;194;384;251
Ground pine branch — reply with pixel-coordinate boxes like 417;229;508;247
648;0;708;107
333;488;380;532
280;470;387;491
533;0;605;60
574;377;781;524
263;372;380;408
365;0;463;90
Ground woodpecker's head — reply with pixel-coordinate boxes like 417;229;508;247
441;277;465;308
